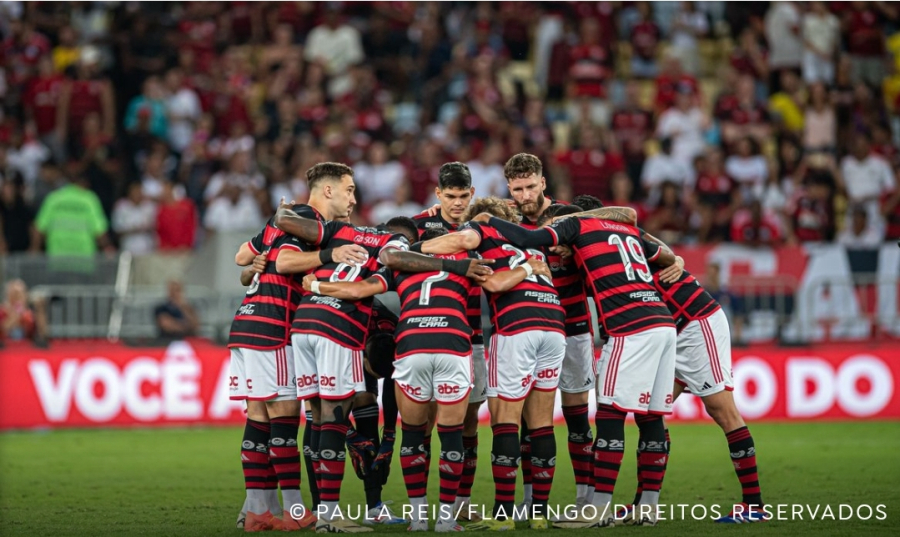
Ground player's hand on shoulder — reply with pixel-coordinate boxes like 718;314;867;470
550;244;573;259
658;255;685;284
302;273;318;291
466;258;494;282
333;244;369;265
527;257;551;278
425;203;441;217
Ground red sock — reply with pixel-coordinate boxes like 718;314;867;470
593;406;626;501
491;423;519;518
242;419;271;492
562;404;593;493
529;426;556;517
269;416;303;507
400;422;428;500
318;422;348;505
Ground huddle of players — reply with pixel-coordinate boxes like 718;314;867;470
227;153;768;533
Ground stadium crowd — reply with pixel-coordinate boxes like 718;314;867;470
1;1;899;258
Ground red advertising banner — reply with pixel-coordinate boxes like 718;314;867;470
0;340;898;430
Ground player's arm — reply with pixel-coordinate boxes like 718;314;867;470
558;206;638;225
275;244;369;274
302;273;387;301
274;203;325;244
413;228;482;255
643;236;677;269
483;216;559;248
381;249;494;282
240;253;268;286
480;258;550;293
235;241;257;266
640;230;683;283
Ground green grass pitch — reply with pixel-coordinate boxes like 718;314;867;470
2;421;899;536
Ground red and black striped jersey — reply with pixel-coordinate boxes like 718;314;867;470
374;251;474;359
651;268;720;333
548;251;592;337
464;221;565;336
228;205;322;350
291;221;409;350
414;214;484;345
546;217;675;336
517;203;591;338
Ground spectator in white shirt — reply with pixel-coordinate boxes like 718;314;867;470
141;150;170;202
839;133;896;237
112;182;157;255
641;137;692;205
354;141;405;206
669;2;709;75
837;205;882;249
467;140;507;198
764;2;802;91
164;68;201;154
801;1;840;84
304;6;364;100
203;183;263;233
725;137;770;202
656;88;709;169
369;181;423;226
203;150;264;203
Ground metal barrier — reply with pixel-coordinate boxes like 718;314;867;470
1;253;122;288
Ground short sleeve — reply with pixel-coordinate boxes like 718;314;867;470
371;266;394;293
248;227;265;254
273;232;308;252
460;222;485;240
318;220;347;246
641;236;662;262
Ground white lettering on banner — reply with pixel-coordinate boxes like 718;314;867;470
732;357;777;420
161;342;202;420
837;355;893;416
787;358;835;418
29;359;78;421
75;359;121;421
209;359;245;419
122;358;161;421
27;343;205;423
789;355;893;418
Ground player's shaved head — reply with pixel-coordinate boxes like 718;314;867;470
572;194;604;211
463;196;518;223
420;227;449;241
537;203;582;227
384;216;418;244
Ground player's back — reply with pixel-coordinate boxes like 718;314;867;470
229;208;319;350
292;221;408;350
651;268;720;333
466;222;565;336
562;218;674;336
384;251;474;359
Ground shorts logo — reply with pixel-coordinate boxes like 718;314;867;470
536;368;559;380
520;374;534;388
320;376;336;387
638;392;652;405
246;379;253;390
665;393;673;405
297;374;318;388
437;384;460;395
229;376;239;387
398;383;423;396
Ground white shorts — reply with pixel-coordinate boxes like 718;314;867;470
469;343;487;404
559;333;595;393
292;333;366;401
229;346;296;401
393;353;473;405
487;331;566;401
596;326;676;414
675;309;734;398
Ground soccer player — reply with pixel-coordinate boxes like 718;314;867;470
275;191;492;533
475;208;679;528
414;196;566;530
229;209;326;531
627;266;768;524
412;162;486;520
302;225;545;532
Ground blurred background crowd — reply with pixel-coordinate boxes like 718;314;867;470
1;1;899;263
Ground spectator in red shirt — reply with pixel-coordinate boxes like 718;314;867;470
694;149;739;243
786;172;835;244
22;55;65;163
156;181;197;251
629;2;661;79
553;125;624;200
566;17;614;125
731;199;783;247
720;74;771;148
56;47;115;158
654;53;699;113
0;19;51;88
844;2;891;87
